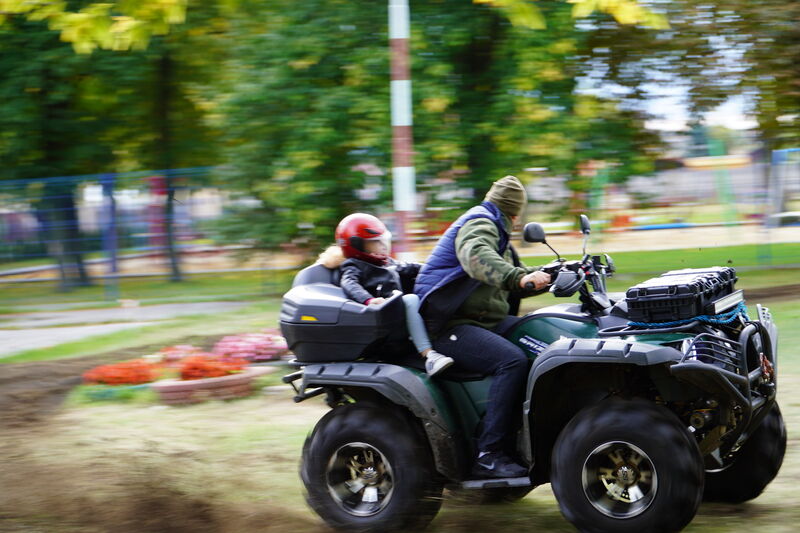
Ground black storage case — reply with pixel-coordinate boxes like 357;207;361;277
625;266;737;324
279;282;409;363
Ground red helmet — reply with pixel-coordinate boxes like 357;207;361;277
335;213;392;266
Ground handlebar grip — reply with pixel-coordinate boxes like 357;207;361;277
525;282;535;291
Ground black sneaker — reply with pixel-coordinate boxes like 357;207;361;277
470;452;528;479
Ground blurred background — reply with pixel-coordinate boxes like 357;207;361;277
0;0;798;304
1;2;800;533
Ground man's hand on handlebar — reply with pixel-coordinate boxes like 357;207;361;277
520;271;551;291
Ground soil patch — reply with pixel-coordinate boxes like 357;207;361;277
746;284;800;303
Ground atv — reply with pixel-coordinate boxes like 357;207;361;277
279;215;785;533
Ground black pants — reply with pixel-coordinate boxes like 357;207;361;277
432;316;528;453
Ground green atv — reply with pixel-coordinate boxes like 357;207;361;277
279;215;785;533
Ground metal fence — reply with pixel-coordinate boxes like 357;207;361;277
0;167;220;264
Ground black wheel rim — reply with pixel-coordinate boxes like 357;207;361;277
581;441;658;519
326;441;394;517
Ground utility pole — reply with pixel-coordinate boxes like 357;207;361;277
389;0;416;259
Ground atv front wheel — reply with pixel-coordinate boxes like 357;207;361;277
551;398;704;533
301;402;443;532
704;403;786;503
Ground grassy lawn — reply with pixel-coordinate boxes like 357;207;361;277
521;242;800;271
0;270;295;311
0;301;281;364
606;267;800;293
3;242;798;364
1;242;798;313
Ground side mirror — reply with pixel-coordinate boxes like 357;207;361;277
603;254;617;277
604;253;615;274
579;214;591;235
523;223;547;243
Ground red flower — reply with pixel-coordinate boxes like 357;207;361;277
83;360;157;385
178;356;246;381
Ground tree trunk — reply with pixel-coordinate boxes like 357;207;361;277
155;47;182;282
39;62;92;289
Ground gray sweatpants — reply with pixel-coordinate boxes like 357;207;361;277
402;293;431;354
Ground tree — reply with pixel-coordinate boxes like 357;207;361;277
581;0;800;148
0;0;675;263
216;0;662;251
0;5;226;283
0;0;664;53
0;17;134;285
0;0;188;53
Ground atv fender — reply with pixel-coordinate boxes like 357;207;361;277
300;362;463;480
521;338;683;464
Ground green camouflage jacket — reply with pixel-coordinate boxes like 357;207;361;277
446;215;537;331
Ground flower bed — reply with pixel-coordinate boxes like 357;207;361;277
179;355;246;380
150;366;274;405
212;329;289;362
83;359;158;385
79;330;289;405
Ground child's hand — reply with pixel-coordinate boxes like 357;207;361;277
368;297;386;306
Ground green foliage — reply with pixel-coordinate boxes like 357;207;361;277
0;0;188;53
67;383;157;405
216;0;393;250
217;0;661;250
1;0;796;258
583;0;800;148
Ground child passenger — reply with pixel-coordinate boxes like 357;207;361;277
317;213;454;376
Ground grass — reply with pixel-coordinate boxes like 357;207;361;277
766;299;800;372
2;242;797;365
517;242;800;293
2;243;798;313
521;242;800;270
0;301;281;364
67;383;159;405
605;267;800;293
0;270;295;311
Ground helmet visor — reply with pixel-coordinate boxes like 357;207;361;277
363;231;392;259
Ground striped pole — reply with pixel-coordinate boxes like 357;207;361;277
389;0;416;258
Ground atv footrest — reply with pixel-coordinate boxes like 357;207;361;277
461;476;532;490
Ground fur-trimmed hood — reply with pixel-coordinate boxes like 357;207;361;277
317;245;346;269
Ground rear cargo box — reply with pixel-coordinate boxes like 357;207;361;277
625;266;737;323
279;284;408;363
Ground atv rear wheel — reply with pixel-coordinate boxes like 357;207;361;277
551;398;704;533
704;403;786;503
301;402;443;532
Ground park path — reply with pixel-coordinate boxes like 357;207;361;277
0;301;251;358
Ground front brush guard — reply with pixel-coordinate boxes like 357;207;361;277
669;320;777;457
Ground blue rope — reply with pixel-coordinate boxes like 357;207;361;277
629;301;750;328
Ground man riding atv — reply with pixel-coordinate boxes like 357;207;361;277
414;175;550;478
